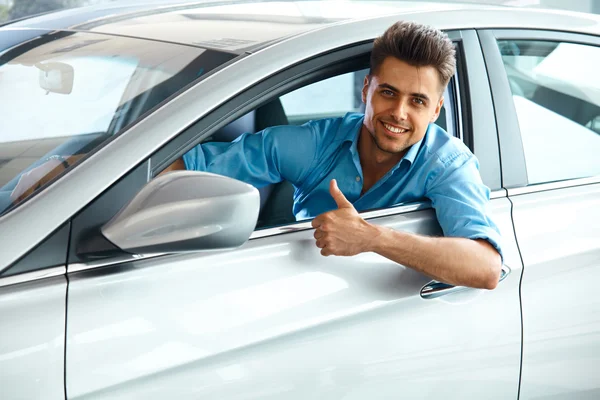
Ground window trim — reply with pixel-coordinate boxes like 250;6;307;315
479;29;600;191
250;168;504;242
0;266;65;288
252;189;507;240
251;201;432;240
507;176;600;196
459;29;502;191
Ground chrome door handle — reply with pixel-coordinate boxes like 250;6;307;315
420;265;511;299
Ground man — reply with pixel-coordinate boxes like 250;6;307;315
162;21;503;290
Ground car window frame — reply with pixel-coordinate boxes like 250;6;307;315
478;28;600;193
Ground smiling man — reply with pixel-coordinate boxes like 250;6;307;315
165;21;503;290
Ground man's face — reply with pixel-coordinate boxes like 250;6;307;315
361;57;444;156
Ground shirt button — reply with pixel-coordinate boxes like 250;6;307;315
356;176;361;182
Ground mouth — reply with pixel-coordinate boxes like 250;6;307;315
380;121;410;135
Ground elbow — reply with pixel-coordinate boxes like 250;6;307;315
472;239;502;290
483;275;498;290
482;257;502;290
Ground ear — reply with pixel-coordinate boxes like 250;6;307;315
431;95;444;123
362;75;370;104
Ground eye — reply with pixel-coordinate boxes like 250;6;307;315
413;97;425;106
381;89;395;96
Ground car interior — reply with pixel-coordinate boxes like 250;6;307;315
206;81;452;230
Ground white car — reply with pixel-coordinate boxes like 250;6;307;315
0;1;599;399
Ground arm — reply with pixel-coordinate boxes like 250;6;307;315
368;227;501;289
312;176;502;290
160;125;318;187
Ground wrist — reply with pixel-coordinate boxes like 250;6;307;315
362;222;387;253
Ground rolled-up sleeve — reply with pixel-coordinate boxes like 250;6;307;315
183;124;318;188
425;151;504;262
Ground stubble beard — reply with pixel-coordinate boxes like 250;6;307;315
369;124;411;156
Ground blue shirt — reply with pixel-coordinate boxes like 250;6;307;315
184;113;503;258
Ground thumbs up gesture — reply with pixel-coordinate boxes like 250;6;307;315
311;179;379;256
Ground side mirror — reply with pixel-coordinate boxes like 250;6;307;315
78;171;259;258
35;62;74;94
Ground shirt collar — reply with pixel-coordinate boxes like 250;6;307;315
345;114;427;168
345;113;363;157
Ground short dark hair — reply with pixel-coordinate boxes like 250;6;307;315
370;21;456;90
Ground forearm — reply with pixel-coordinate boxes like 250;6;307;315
368;225;502;289
159;158;186;175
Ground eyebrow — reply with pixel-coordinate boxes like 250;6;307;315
378;83;431;102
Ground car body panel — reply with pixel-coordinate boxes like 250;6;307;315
0;276;67;400
511;183;600;399
66;198;522;399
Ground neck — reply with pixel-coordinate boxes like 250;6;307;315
357;126;405;177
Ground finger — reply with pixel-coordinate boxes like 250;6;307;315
320;247;331;257
315;239;325;249
311;216;322;229
329;179;353;209
314;230;323;240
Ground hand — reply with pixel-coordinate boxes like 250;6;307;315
311;179;380;256
10;155;82;204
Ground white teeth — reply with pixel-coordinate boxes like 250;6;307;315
383;123;407;133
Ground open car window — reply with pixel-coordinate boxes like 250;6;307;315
0;31;235;216
193;64;460;230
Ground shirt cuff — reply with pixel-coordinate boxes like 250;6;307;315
462;229;504;265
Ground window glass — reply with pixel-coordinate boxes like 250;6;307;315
498;40;600;185
280;69;369;125
0;31;235;216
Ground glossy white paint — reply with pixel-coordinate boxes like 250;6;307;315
513;183;600;399
0;276;66;400
66;199;522;399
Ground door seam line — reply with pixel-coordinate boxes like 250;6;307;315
507;196;525;400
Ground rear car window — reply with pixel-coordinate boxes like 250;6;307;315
498;40;600;185
0;30;235;216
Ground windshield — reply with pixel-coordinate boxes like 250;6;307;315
0;30;235;216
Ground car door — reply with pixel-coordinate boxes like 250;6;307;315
0;227;68;400
480;30;600;399
64;30;523;399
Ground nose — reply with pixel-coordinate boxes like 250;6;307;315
391;99;408;121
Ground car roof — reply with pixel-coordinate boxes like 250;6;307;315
3;0;600;54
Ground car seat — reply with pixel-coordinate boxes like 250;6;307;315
210;99;296;228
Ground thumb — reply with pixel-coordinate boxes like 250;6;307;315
329;179;353;209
